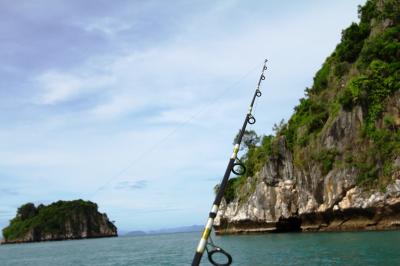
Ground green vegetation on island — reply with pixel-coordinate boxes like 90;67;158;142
2;200;117;244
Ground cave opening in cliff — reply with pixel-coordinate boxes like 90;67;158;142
275;217;302;232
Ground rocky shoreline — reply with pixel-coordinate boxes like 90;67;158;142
1;233;117;245
214;174;400;235
215;199;400;235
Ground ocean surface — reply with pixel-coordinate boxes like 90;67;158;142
1;231;400;265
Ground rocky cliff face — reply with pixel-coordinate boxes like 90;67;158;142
215;100;400;233
2;200;117;244
214;0;400;234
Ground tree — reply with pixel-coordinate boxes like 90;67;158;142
272;119;287;135
17;203;37;220
233;130;260;150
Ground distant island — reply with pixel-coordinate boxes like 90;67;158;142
124;225;203;237
1;200;117;244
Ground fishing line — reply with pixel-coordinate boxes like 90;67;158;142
88;62;263;199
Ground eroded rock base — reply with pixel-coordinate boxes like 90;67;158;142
215;202;400;235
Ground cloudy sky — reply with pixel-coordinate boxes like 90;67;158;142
0;0;365;233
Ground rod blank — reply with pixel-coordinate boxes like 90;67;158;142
191;59;268;266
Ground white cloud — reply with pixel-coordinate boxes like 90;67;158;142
82;17;131;36
90;94;142;119
37;72;83;104
32;0;358;120
36;70;114;105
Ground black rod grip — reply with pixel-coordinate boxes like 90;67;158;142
192;252;203;266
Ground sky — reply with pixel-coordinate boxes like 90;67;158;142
0;0;366;233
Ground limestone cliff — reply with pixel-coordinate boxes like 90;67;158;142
215;0;400;234
2;200;117;244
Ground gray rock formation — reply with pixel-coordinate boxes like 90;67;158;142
215;91;400;234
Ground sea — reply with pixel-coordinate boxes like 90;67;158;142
1;231;400;265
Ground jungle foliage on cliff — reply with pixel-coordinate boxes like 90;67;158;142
2;200;115;241
225;0;400;203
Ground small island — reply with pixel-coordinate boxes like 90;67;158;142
2;200;117;244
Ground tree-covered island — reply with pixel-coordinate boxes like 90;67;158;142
2;200;117;244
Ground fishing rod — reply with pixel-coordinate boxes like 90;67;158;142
191;59;268;266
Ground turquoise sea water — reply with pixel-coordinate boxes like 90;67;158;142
1;231;400;265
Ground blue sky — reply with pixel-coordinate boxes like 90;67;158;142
0;0;365;233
